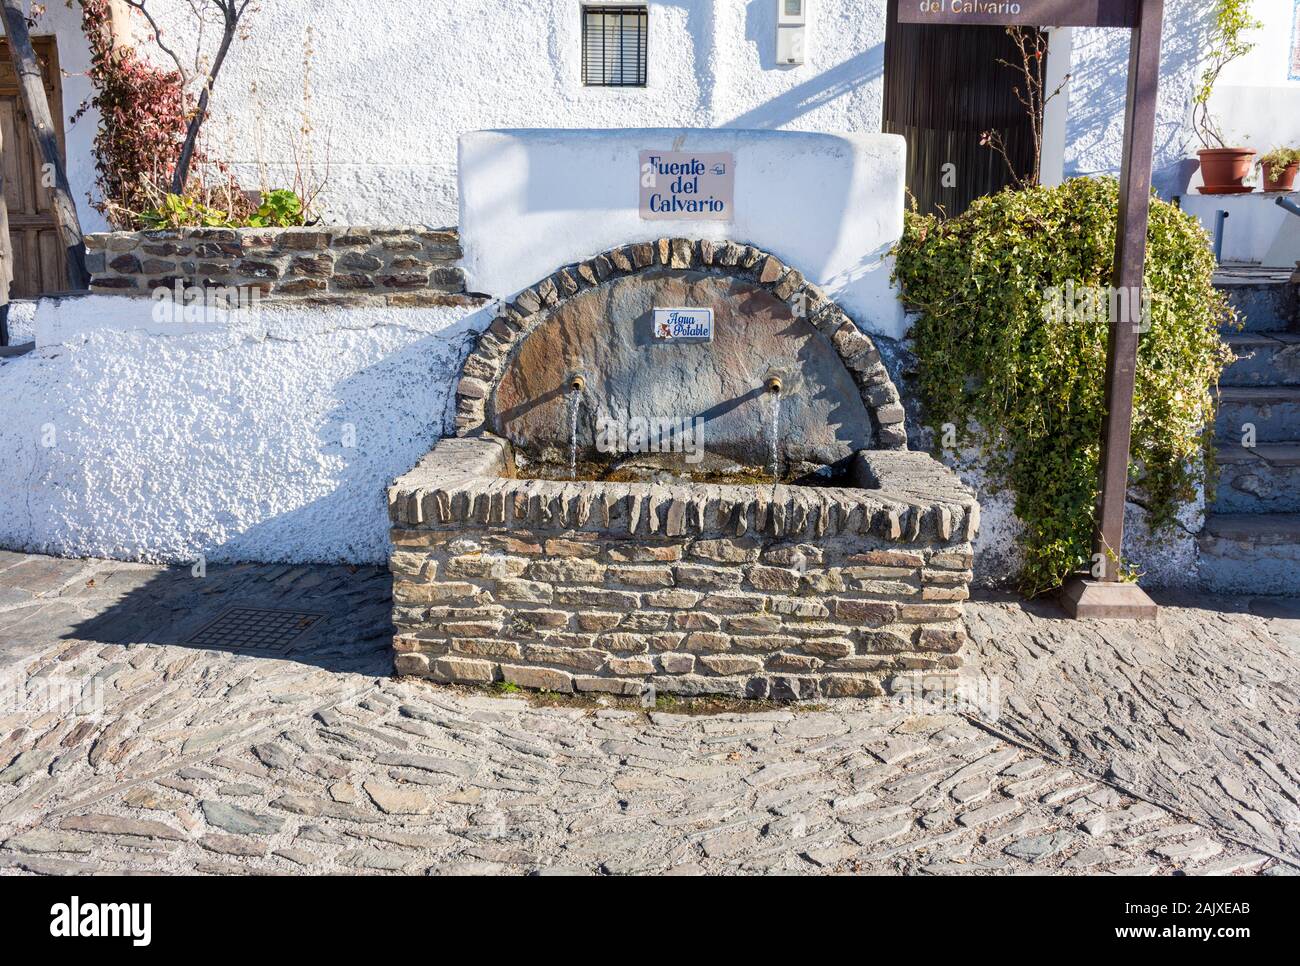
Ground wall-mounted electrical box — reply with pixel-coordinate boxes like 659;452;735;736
776;0;806;66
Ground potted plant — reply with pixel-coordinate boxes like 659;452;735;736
1192;0;1262;193
1258;148;1300;192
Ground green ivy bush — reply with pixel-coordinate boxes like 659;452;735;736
893;177;1234;595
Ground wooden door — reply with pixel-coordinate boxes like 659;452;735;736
0;37;69;297
883;0;1040;218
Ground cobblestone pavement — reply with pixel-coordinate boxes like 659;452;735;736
966;594;1300;863
0;551;1296;875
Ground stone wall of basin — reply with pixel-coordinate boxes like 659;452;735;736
387;436;979;700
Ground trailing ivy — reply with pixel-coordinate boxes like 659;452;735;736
892;177;1234;595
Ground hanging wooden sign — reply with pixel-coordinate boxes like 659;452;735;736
896;0;1137;28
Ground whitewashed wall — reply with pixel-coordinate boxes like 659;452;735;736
134;0;890;227
0;297;486;564
19;1;1295;227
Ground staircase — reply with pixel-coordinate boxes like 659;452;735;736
1202;267;1300;594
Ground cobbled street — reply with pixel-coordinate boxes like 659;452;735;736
0;551;1296;875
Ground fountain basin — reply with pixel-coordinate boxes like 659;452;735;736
388;435;977;700
390;236;978;700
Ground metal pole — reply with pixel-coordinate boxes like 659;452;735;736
1212;210;1229;262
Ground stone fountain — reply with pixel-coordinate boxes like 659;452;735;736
388;237;978;700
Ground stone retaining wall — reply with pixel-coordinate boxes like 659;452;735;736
84;226;468;299
388;436;978;701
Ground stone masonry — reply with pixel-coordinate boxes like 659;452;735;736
83;226;468;300
387;436;979;700
453;237;910;450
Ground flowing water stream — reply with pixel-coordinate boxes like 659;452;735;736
768;391;782;483
567;386;582;480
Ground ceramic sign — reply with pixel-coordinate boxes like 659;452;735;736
639;151;734;221
653;308;714;342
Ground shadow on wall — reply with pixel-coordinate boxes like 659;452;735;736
1065;5;1213;198
722;45;885;129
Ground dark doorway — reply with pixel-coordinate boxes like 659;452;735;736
883;0;1041;218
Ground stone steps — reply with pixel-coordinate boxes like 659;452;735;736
1213;442;1300;513
1221;332;1300;386
1215;269;1297;334
1214;385;1300;443
1198;512;1300;594
1202;269;1300;594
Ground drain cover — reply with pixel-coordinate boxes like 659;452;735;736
187;607;324;652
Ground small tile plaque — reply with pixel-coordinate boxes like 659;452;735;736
653;307;714;342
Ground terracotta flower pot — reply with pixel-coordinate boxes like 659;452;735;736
1197;147;1257;194
1262;161;1299;193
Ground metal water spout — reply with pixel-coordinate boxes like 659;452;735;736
566;372;587;480
764;374;784;482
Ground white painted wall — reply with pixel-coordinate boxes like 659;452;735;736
128;0;889;227
1182;191;1300;265
18;0;1291;223
1063;4;1216;198
459;128;907;337
1208;0;1300;153
0;296;487;564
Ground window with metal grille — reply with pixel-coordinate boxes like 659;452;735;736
582;6;647;87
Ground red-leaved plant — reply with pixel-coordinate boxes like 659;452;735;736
71;0;190;226
72;0;254;228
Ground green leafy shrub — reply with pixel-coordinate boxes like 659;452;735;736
139;189;307;230
1259;147;1300;182
893;177;1235;595
246;189;306;228
138;194;235;230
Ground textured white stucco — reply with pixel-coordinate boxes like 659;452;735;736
459;128;907;337
1063;3;1214;198
0;297;488;564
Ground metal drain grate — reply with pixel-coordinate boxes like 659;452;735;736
187;607;324;652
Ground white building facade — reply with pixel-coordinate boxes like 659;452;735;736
0;1;1294;583
8;0;1300;233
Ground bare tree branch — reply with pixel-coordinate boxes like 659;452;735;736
126;0;254;194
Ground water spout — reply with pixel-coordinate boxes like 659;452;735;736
768;390;782;483
566;382;584;480
763;374;784;482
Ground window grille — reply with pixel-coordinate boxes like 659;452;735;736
582;6;647;87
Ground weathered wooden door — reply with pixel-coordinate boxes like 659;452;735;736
0;37;69;297
883;0;1040;218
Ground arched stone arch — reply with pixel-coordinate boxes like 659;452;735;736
453;238;908;451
